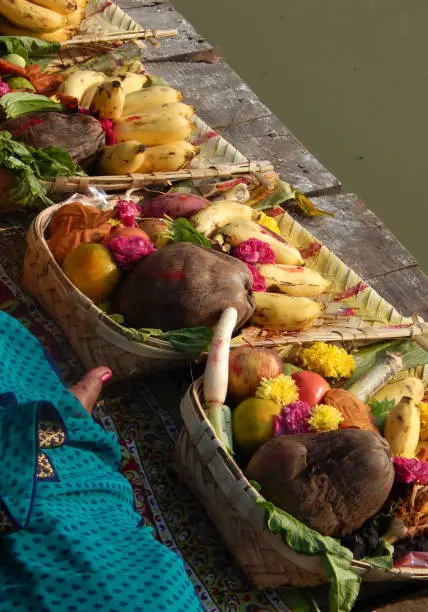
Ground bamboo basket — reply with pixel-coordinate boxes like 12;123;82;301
175;376;428;588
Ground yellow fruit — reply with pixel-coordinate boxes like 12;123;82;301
64;5;84;29
121;86;182;117
122;102;195;121
62;243;120;304
136;141;198;173
257;264;330;298
59;70;106;104
99;141;147;175
232;397;280;454
0;14;71;39
250;292;322;331
115;72;148;95
0;0;64;31
384;397;420;458
90;80;125;121
190;200;257;237
30;0;77;15
372;377;425;407
114;114;195;147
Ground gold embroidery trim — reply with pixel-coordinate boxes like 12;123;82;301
38;420;65;449
0;505;14;536
37;452;55;479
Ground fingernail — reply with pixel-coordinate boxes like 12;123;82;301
101;370;112;384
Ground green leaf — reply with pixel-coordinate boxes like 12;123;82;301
369;398;395;431
294;191;335;217
0;92;64;120
279;587;321;612
0;36;59;63
260;499;360;612
171;217;211;248
361;540;393;570
124;325;212;357
144;74;169;88
253;180;296;212
248;479;261;492
59;42;142;78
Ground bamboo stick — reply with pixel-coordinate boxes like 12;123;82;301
44;161;275;195
60;29;178;49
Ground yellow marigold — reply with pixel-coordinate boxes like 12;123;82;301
255;374;298;405
308;404;344;432
257;212;281;235
419;402;428;441
50;95;61;104
300;341;355;379
107;218;121;227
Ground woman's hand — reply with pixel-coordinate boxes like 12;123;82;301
69;367;112;414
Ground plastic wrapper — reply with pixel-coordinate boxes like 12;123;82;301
394;552;428;568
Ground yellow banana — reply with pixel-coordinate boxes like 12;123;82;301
121;86;182;117
116;72;148;95
90;80;125;121
136;141;198;173
0;0;65;31
384;397;420;458
214;219;304;266
257;264;330;298
190;201;257;237
64;6;84;29
122;102;195;122
30;0;77;15
212;183;250;204
372;377;425;407
114;114;195;147
99;141;147;175
59;70;106;103
250;292;322;331
0;15;71;40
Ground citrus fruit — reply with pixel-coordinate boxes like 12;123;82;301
63;243;120;304
232;397;281;454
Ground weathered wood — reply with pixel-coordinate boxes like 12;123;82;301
297;193;417;279
218;115;341;196
116;2;214;61
370;266;428;320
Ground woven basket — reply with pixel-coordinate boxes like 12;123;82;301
22;200;190;380
175;377;428;588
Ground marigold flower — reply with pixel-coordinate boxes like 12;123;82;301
307;404;344;432
255;374;298;406
300;341;355;379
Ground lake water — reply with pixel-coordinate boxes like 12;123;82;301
174;0;428;272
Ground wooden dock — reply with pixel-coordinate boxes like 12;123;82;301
121;1;428;609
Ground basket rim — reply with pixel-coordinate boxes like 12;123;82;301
28;198;186;357
182;376;428;581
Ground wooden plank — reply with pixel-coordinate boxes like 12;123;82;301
117;3;215;61
144;60;271;128
218;115;341;196
294;193;417;279
369;266;428;320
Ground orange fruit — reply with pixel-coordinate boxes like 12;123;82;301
63;243;120;304
232;397;281;454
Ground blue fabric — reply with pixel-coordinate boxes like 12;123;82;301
0;312;201;612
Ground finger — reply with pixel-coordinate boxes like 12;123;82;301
69;367;112;414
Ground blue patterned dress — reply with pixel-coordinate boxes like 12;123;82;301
0;312;201;612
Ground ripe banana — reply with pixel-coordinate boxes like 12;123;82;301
122;102;195;122
116;72;148;95
384;397;420;458
59;70;106;103
190;201;257;237
250;292;322;331
0;14;71;40
212;183;250;204
30;0;77;15
136;141;198;173
99;141;147;175
121;86;182;117
372;377;425;407
0;0;65;31
114;114;195;147
64;5;84;30
214;219;304;266
90;80;125;121
257;264;330;298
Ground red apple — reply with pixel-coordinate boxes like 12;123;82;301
291;371;330;407
228;347;283;400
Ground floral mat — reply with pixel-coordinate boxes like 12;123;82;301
0;212;307;612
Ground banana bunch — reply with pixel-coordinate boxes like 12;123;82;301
384;397;421;458
251;293;323;332
90;80;125;121
0;0;88;42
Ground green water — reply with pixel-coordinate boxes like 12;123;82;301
174;0;428;272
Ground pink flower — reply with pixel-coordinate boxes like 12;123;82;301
0;80;10;97
98;118;116;145
233;238;275;264
108;235;156;268
114;199;141;227
393;457;428;484
245;263;266;292
274;401;313;435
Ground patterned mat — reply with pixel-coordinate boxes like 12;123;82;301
0;212;301;612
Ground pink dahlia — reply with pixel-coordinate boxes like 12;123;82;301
393;457;428;485
109;235;155;268
233;238;275;265
245;263;266;292
114;199;141;227
274;401;313;435
98;118;116;145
